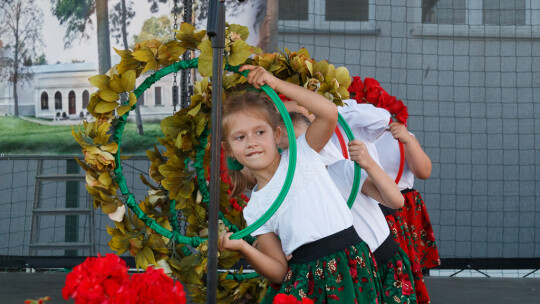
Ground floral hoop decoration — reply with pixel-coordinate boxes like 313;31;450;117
347;76;408;126
73;21;353;303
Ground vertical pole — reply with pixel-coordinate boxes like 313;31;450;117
206;1;225;303
30;160;43;256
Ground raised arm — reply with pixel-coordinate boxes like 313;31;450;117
239;65;338;152
219;232;288;284
348;140;404;209
389;122;432;179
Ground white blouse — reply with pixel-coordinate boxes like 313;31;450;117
330;101;391;160
243;135;353;256
328;159;391;251
375;131;415;190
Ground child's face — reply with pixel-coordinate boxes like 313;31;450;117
225;110;281;171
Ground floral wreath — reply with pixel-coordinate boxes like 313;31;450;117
346;76;408;184
72;22;351;303
347;76;408;126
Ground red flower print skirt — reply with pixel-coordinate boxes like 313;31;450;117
384;189;440;304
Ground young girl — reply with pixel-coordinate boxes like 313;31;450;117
218;65;382;304
287;107;418;304
375;123;439;304
328;146;417;304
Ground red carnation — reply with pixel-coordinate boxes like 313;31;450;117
379;91;396;109
395;108;409;126
365;84;383;105
62;253;129;303
63;254;186;304
363;77;380;89
347;76;365;102
385;98;405;115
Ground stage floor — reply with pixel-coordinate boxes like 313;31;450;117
1;272;539;303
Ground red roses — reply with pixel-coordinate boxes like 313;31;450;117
348;76;409;126
62;254;186;304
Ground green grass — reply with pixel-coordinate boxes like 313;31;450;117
0;116;164;155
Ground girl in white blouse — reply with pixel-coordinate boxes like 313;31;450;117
218;65;382;304
286;105;419;304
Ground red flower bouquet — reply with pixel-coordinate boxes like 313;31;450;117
62;254;186;304
348;76;409;126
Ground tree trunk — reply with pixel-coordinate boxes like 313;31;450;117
12;75;18;117
257;0;279;53
121;0;143;135
13;3;20;117
96;0;111;75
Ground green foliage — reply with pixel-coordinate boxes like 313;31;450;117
132;16;174;46
74;21;352;303
0;116;162;155
50;0;96;48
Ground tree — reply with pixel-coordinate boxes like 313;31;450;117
34;54;48;65
51;0;148;133
0;0;44;117
111;0;143;134
257;0;279;53
50;0;110;74
133;16;174;45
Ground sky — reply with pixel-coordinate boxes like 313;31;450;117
37;0;171;64
36;0;260;65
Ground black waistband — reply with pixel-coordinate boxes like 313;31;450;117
379;204;397;216
373;234;400;266
289;226;362;264
401;188;416;194
379;188;417;216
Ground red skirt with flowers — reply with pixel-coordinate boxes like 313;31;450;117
262;241;382;304
384;189;440;304
378;248;417;304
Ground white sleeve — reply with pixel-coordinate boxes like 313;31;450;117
338;101;391;142
318;140;346;166
327;159;368;200
296;134;324;163
243;208;274;236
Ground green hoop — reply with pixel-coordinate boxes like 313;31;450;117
110;58;361;280
111;58;297;245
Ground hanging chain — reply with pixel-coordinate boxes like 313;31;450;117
180;0;192;236
172;0;179;114
181;0;193;109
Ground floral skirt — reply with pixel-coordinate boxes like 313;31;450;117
378;248;417;304
262;241;382;304
384;189;440;304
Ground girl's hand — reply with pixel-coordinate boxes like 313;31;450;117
239;65;281;90
348;140;374;169
219;232;246;252
389;122;412;144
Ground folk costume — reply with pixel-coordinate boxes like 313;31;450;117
244;135;382;304
329;102;418;304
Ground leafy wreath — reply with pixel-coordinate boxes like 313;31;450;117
73;22;352;303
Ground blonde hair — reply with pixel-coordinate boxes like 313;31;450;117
222;92;282;197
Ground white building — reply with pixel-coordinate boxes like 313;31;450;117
0;62;182;120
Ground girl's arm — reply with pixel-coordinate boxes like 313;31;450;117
239;65;338;152
348;140;404;209
219;232;288;284
389;122;432;179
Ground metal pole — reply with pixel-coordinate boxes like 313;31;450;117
206;1;225;303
